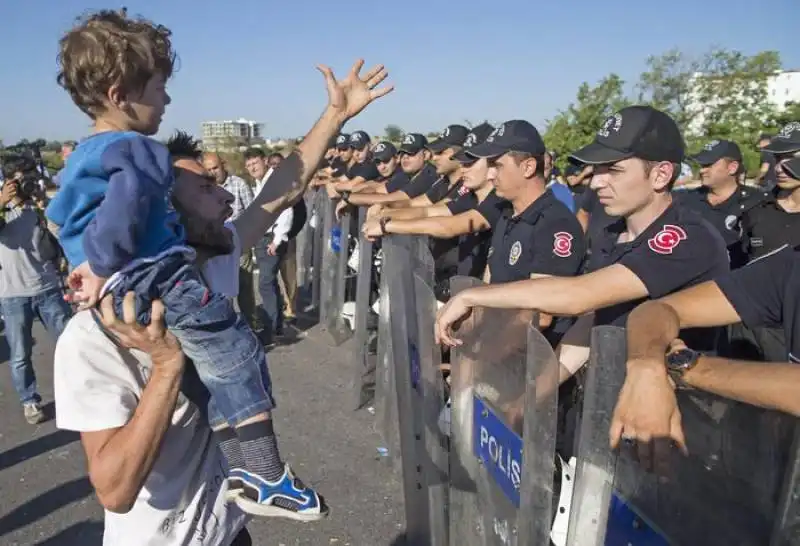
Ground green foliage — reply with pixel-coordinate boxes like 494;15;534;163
544;47;792;177
383;124;403;143
544;74;630;169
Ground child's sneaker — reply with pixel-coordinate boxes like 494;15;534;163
229;465;329;521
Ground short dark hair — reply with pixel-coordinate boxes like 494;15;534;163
243;148;266;160
57;9;176;119
166;131;202;160
643;160;681;189
267;152;284;161
507;151;546;178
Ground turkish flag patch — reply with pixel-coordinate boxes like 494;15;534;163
648;224;687;255
553;231;573;258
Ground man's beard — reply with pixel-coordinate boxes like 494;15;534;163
181;213;234;256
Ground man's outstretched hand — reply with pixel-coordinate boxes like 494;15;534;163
317;60;394;121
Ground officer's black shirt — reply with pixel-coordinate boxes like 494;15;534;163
487;191;586;283
740;198;800;262
443;190;502;279
716;245;799;362
674;185;769;269
426;177;469;204
578;189;616;244
329;157;348;177
394;163;438;198
588;203;729;352
346;159;381;182
486;191;586;347
383;168;410;192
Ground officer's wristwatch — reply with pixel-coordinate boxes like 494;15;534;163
665;348;701;389
340;190;351;204
379;216;390;235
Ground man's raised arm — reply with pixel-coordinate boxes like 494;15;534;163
235;60;393;250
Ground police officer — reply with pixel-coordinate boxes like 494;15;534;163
740;123;800;262
676;139;769;269
436;106;729;356
611;237;800;457
340;133;437;210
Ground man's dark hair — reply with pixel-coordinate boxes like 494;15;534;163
166;131;202;159
508;151;546;178
268;152;284;162
243;148;266;160
57;9;176;119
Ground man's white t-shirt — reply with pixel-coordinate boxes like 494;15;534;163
54;224;248;546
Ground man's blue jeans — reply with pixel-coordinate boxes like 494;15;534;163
0;287;72;403
111;253;275;429
254;242;285;343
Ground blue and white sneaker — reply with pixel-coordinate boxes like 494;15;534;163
229;465;329;521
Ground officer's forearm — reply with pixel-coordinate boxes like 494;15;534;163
683;356;800;417
625;301;681;368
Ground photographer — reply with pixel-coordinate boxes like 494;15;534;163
0;167;72;424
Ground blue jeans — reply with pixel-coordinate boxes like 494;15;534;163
254;242;285;342
0;287;72;404
112;253;275;429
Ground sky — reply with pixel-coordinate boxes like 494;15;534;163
1;0;798;143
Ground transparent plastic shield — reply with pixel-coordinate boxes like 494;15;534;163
309;190;325;313
295;194;313;290
327;208;353;345
319;194;336;326
374;236;404;471
567;326;800;546
352;208;376;409
447;276;555;545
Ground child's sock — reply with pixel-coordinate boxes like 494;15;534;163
214;427;246;469
237;419;285;482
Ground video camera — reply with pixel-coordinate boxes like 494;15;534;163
1;139;48;200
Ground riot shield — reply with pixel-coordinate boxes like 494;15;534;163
295;193;313;292
385;235;442;545
374;236;405;470
320;195;353;345
566;326;800;546
447;276;559;546
319;193;336;325
309;189;325;313
351;207;377;409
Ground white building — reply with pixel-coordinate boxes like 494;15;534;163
201;118;264;149
686;69;800;137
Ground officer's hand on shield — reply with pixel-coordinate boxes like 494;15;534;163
366;204;384;221
435;293;473;347
335;199;350;220
361;218;383;241
609;338;688;477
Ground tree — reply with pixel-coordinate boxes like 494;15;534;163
636;48;699;136
769;101;800;130
544;74;630;164
383;124;403;143
686;49;781;174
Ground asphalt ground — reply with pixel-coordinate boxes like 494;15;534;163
0;312;407;545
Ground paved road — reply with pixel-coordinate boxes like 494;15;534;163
0;318;406;545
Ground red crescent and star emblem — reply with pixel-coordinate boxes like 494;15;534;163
648;224;687;255
553;231;573;258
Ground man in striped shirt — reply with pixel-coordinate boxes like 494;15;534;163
203;152;262;333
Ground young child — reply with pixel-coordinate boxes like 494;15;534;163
45;9;327;521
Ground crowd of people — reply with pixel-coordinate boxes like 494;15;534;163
1;7;799;546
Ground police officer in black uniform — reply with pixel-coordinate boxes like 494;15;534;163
339;133;437;210
740;123;800;262
675;139;769;269
612;237;800;456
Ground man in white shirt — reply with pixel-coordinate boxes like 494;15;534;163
244;149;294;344
203;152;261;334
52;59;394;545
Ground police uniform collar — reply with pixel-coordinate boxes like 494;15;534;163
501;190;558;224
601;202;683;247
